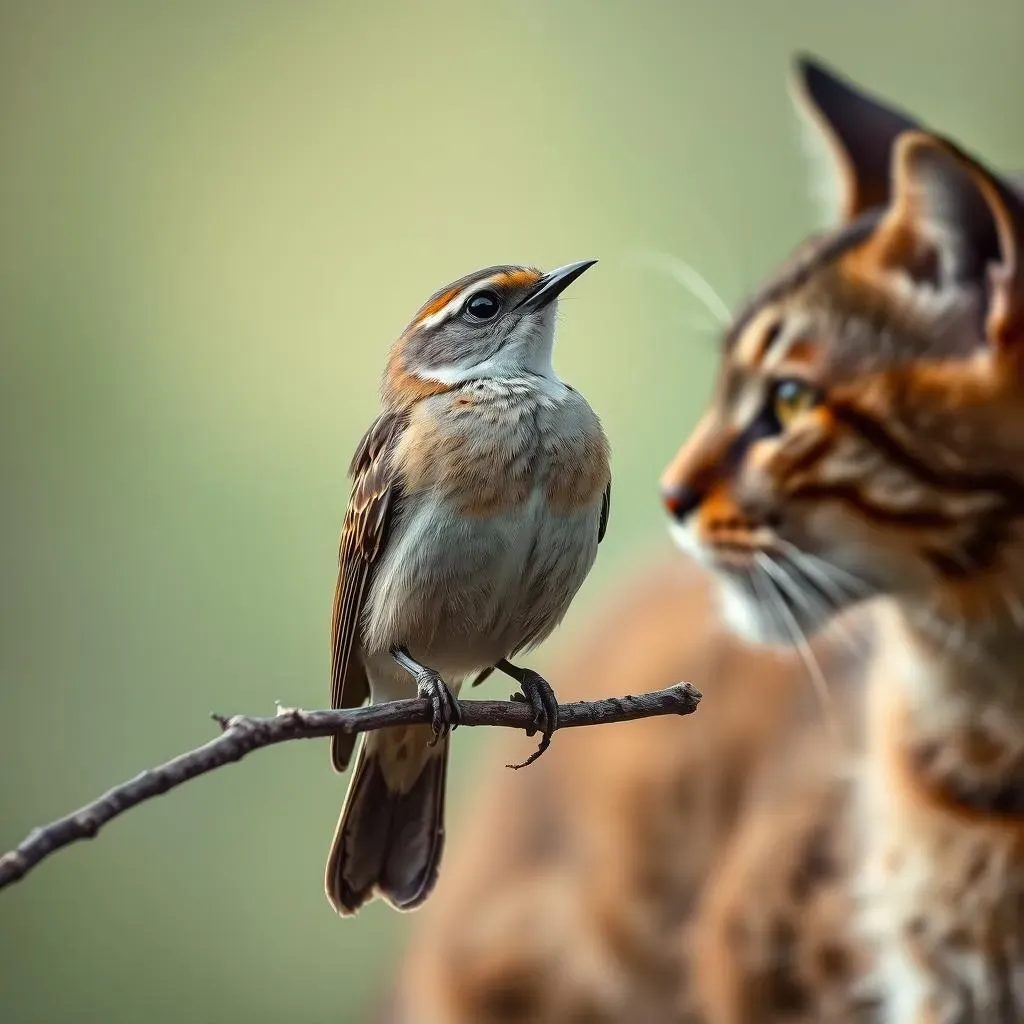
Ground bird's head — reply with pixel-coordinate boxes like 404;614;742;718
382;260;596;406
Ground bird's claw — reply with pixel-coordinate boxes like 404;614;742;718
507;670;559;770
416;670;461;745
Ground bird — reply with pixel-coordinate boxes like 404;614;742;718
324;260;611;917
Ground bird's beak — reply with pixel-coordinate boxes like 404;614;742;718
514;259;598;312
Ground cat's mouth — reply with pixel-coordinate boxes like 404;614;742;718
707;541;767;570
712;541;868;648
669;517;872;645
716;560;829;647
703;526;778;573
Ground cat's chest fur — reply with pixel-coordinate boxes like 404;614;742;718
859;651;1024;1023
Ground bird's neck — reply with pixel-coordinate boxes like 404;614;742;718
382;354;566;411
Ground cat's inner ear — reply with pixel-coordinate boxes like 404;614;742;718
865;131;1024;355
790;54;921;226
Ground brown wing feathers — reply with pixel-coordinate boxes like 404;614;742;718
329;410;407;772
599;480;611;545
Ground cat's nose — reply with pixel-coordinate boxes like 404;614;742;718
661;482;703;522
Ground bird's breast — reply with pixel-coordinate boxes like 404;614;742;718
394;386;610;517
361;387;609;670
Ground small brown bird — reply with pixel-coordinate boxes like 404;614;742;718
324;260;611;916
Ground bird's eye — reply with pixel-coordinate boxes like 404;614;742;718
771;378;821;428
464;290;501;321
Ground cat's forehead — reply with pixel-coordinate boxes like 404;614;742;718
722;210;979;384
724;212;883;359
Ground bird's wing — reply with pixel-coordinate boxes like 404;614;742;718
598;478;611;545
329;408;408;772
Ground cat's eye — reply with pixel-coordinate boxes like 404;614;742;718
771;378;820;427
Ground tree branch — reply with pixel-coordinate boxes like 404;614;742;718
0;682;700;894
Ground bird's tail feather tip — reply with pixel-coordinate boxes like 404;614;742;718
324;737;449;917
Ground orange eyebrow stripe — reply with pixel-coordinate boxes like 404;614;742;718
413;285;462;324
491;269;540;291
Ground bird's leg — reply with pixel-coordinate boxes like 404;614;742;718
495;659;559;770
391;646;461;745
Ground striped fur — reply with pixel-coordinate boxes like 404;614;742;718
661;64;1024;1024
383;56;1024;1024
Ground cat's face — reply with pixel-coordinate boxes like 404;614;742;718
663;57;1024;648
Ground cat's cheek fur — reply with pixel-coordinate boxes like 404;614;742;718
794;504;919;597
668;519;709;567
717;577;769;645
715;576;791;647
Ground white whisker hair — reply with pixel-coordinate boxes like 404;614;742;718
621;249;732;326
754;552;839;744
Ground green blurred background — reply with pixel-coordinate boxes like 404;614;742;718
1;1;1021;1020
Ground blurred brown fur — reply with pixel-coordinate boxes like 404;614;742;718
381;551;873;1023
378;51;1024;1022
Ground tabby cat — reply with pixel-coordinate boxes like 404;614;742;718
382;56;1024;1023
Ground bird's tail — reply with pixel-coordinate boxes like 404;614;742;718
324;725;449;916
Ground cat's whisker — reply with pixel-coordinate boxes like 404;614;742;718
759;552;817;616
778;548;848;609
774;540;872;598
775;542;878;616
748;560;783;638
753;553;838;741
775;551;868;655
802;552;875;600
763;552;862;656
622;249;732;325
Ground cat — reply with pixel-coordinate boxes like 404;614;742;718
381;55;1024;1023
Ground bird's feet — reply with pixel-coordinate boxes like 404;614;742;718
391;646;462;745
505;666;559;770
415;669;461;745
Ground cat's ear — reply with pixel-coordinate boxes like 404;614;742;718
790;54;921;226
865;131;1024;355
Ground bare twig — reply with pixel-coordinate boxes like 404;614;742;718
0;683;700;894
